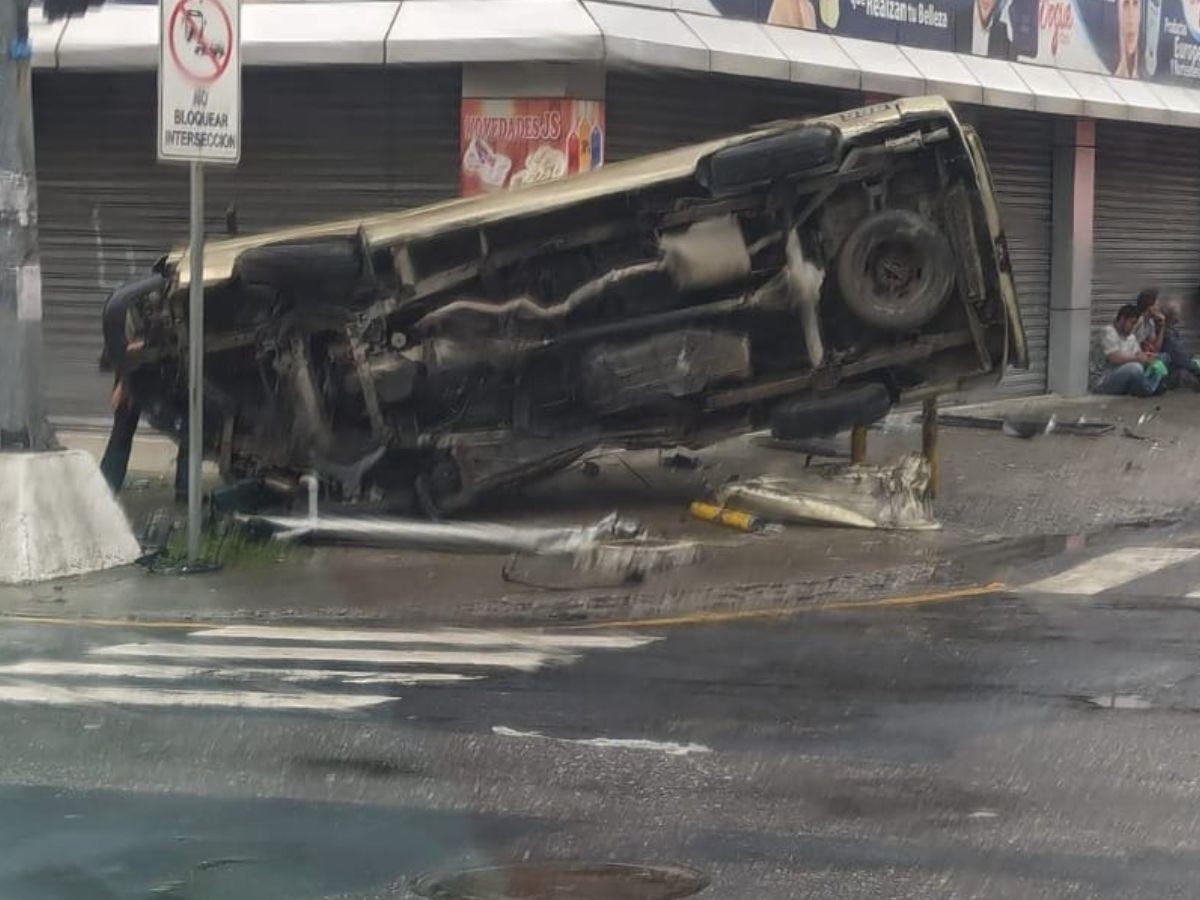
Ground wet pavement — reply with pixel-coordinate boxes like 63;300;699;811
31;390;1200;633
10;525;1200;898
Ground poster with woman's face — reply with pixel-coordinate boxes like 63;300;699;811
1116;0;1143;75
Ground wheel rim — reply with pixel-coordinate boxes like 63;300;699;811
867;240;922;300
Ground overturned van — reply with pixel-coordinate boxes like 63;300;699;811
101;96;1026;515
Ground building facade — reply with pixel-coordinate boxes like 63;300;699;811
29;0;1200;416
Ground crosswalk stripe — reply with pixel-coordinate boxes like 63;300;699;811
190;625;657;651
0;661;480;685
1024;547;1200;595
0;625;656;714
92;642;565;671
0;682;392;711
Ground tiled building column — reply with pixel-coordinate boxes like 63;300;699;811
1048;118;1094;396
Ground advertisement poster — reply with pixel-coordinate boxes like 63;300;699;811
1153;0;1200;84
460;99;605;197
708;0;1200;86
971;0;1200;83
971;0;1116;74
706;0;961;51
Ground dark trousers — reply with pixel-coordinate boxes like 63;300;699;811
99;395;141;492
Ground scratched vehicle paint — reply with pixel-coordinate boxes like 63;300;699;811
100;96;1025;515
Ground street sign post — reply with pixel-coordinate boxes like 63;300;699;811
158;0;241;563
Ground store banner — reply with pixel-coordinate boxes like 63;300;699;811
710;0;1200;87
971;0;1110;73
460;99;605;197
708;0;961;52
972;0;1200;84
1150;0;1200;83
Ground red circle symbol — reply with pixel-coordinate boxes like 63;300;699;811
168;0;233;86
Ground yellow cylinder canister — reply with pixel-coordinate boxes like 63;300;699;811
689;501;764;533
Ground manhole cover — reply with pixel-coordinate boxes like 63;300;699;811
412;861;709;900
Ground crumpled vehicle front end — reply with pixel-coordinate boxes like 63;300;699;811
101;95;1025;515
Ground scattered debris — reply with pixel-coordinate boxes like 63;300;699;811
688;501;768;533
938;413;1113;437
716;453;938;530
571;537;702;576
1001;415;1056;439
660;451;702;470
241;511;642;556
503;537;702;590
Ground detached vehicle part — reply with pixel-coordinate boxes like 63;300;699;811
100;96;1026;514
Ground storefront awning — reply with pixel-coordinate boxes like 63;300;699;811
388;0;603;63
34;0;1200;130
50;1;405;68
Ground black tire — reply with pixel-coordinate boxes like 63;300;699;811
233;239;363;299
836;209;954;332
770;383;892;441
703;126;838;196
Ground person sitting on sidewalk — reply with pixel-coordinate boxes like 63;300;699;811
1091;304;1164;397
1162;298;1200;390
1133;287;1166;355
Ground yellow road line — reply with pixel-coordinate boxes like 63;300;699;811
0;582;1006;633
577;582;1008;630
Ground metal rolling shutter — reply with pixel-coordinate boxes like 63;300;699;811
972;109;1053;397
605;70;858;160
1094;121;1200;340
33;67;461;419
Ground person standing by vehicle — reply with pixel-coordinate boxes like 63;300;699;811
1092;304;1162;396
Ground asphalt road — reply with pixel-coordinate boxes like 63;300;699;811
9;533;1200;899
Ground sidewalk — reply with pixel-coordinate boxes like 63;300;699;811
5;390;1197;627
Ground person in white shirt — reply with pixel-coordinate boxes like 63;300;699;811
1091;304;1160;396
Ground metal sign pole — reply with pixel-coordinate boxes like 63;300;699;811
186;160;204;562
159;0;239;564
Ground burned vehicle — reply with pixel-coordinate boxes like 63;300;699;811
101;96;1026;515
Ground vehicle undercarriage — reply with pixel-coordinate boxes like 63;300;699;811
101;98;1023;516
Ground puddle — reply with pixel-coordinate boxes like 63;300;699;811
413;862;709;900
1082;693;1154;710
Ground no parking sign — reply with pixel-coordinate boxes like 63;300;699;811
158;0;241;163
